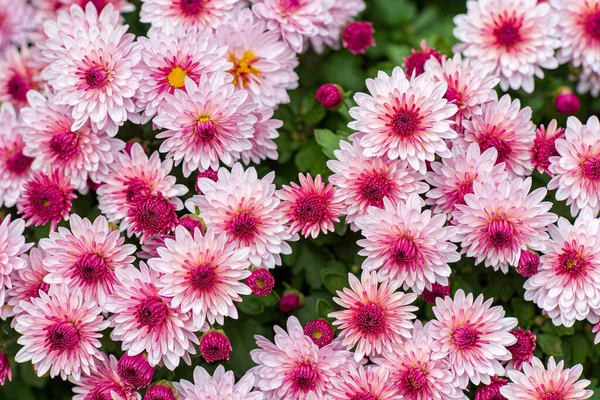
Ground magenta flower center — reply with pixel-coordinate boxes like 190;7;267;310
87;0;110;12
360;173;390;207
88;386;119;400
400;366;427;393
391;236;417;266
30;182;69;219
294;194;327;223
5;150;33;174
487;218;513;249
291;362;318;392
194;120;216;143
541;394;563;400
585;11;600;41
190;264;217;291
493;20;522;48
131;194;177;236
145;386;177;400
125;179;151;204
582;156;600;180
391;109;421;137
355;303;386;334
7;73;30;102
49;131;79;160
85;66;108;88
350;394;376;400
228;211;257;240
558;247;588;277
281;0;302;12
27;280;51;299
136;297;168;328
73;253;109;283
45;321;80;352
533;139;558;170
444;86;461;104
480;134;511;163
179;0;205;15
453;326;479;349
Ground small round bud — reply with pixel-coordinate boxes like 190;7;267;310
279;290;304;312
200;330;232;363
246;268;275;297
342;21;376;55
403;40;442;77
178;214;207;235
555;87;580;115
144;381;178;400
517;251;540;277
303;319;334;348
117;353;154;389
316;84;344;109
507;328;536;370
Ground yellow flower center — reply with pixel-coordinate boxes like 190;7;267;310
167;67;187;89
228;51;261;88
198;115;211;123
313;331;322;339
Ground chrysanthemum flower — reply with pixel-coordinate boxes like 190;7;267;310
328;365;398;400
154;73;255;176
517;251;540;278
250;316;353;399
548;115;600;217
144;382;178;400
199;330;232;363
530;119;564;176
71;353;140;400
303;319;334;349
117;354;154;389
506;328;536;371
14;285;109;380
4;247;49;320
135;24;229;122
475;376;507;400
342;21;376;55
64;0;135;13
175;365;263;400
421;282;451;304
0;351;10;386
17;169;76;231
42;3;142;136
188;163;292;268
0;46;42;109
106;263;200;370
39;214;136;307
577;65;600;97
453;177;556;273
461;94;535;178
404;39;442;77
524;208;600;327
355;194;460;293
426;143;508;217
127;192;179;242
148;226;251;328
349;66;458;174
140;0;238;30
246;268;275;296
429;290;518;388
0;0;36;52
453;0;560;93
240;106;282;165
327;137;429;229
374;320;465;399
500;357;593;400
310;0;365;53
0;216;31;309
329;270;418;361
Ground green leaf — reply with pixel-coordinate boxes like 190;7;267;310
19;364;47;389
323;272;349;295
316;298;335;321
294;141;327;176
537;334;563;357
568;334;591;365
510;297;536;326
293;245;328;289
373;0;416;25
237;292;281;315
314;129;349;159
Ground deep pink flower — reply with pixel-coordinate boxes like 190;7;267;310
0;46;42;109
117;354;154;389
177;215;206;235
506;328;536;371
404;40;442;77
195;169;218;194
421;283;451;304
144;382;178;400
343;21;376;54
531;120;564;176
246;268;275;297
279;290;304;312
304;319;334;348
71;353;140;400
0;351;11;386
517;251;540;277
200;330;232;363
555;87;581;114
475;376;508;400
127;193;179;241
316;84;343;109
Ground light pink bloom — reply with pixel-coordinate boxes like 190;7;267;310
461;93;536;178
328;365;398;400
429;289;518;388
329;270;418;361
250;316;353;400
453;177;556;273
310;0;365;53
426;143;508;217
14;285;109;380
594;322;600;344
577;66;600;97
327;137;429;229
71;353;140;400
531;119;564;176
148;226;251;328
500;357;593;400
4;247;49;320
188;163;292;268
0;46;43;109
0;216;32;309
356;194;460;293
453;0;559;93
240;106;282;165
39;214;136;307
549;115;600;217
140;0;238;30
175;365;263;400
63;0;135;13
154;73;256;176
349;66;458;174
106;262;200;370
0;0;36;52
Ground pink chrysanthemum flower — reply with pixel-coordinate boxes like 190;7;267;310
252;0;334;53
17;169;76;231
349;66;458;174
71;353;140;400
0;103;33;207
14;285;109;380
39;214;136;307
342;21;376;55
403;40;442;78
475;376;508;400
276;173;344;239
4;247;49;320
328;365;398;400
0;0;36;52
327;137;429;229
506;328;536;371
461;94;535;178
453;0;560;93
524;208;600;327
429;290;518;388
0;216;31;309
424;54;500;121
22;90;124;192
303;319;334;348
42;3;142;136
140;0;238;30
577;65;600;97
135;24;229;122
426;143;508;217
548;115;600;217
148;226;251;328
355;194;460;293
500;357;593;400
453;177;556;273
64;0;135;13
247;268;275;296
329;270;418;361
175;365;263;400
310;0;365;53
594;322;600;344
374;320;465;399
240;106;282;165
250;316;353;399
517;251;540;277
97;143;187;231
0;46;42;109
105;263;200;370
0;351;10;386
530;119;564;176
188;163;292;268
421;282;451;304
199;330;232;363
145;382;178;400
216;8;299;108
127;192;179;242
154;73;256;176
117;354;154;389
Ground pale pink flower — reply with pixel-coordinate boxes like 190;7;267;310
14;285;109;380
140;0;238;30
429;289;518;388
106;263;200;370
188;163;292;268
453;177;556;273
531;119;564;176
329;270;418;361
216;8;299;108
327;137;429;229
500;357;593;400
577;66;600;97
148;226;251;328
0;46;42;109
154;73;256;176
349;66;458;174
594;322;600;344
453;0;560;93
175;365;263;400
39;214;136;307
240;106;282;165
548;115;600;217
426;143;508;217
0;216;32;309
328;365;398;400
4;247;49;320
71;353;140;400
250;316;353;400
0;0;36;52
461;94;536;178
63;0;135;13
355;194;460;293
309;0;365;53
